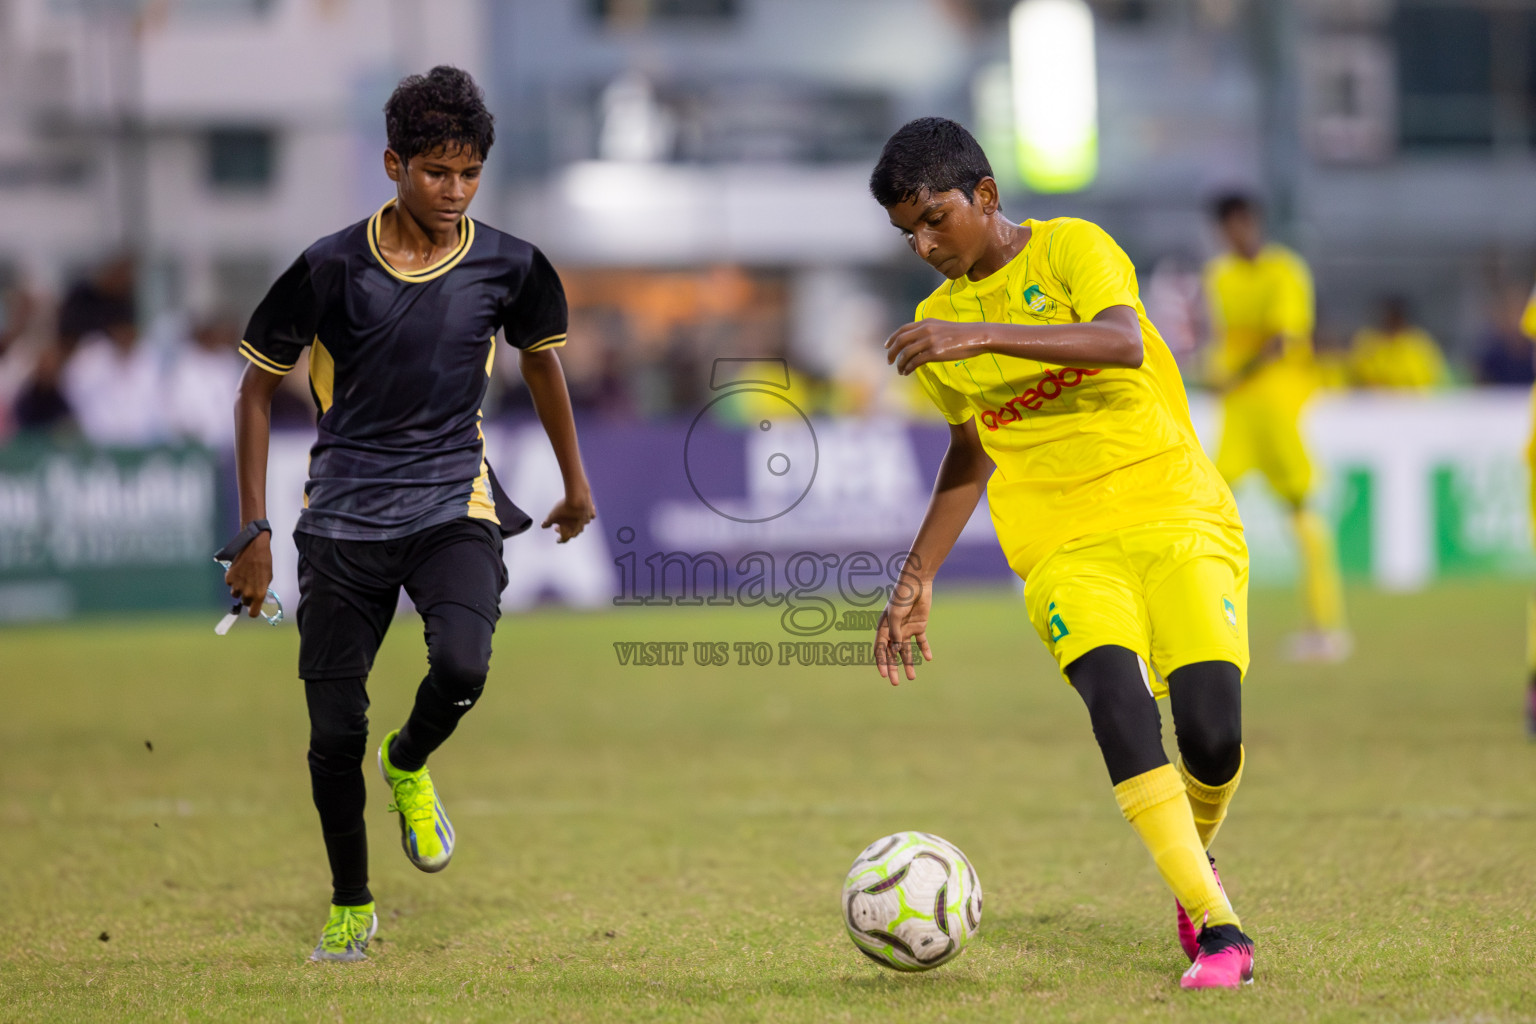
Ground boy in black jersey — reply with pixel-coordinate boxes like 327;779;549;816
224;66;595;962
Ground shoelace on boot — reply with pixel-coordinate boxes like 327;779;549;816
321;909;369;950
387;775;434;828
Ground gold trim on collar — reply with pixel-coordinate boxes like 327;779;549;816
367;199;474;283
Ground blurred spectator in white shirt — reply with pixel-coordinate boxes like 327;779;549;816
166;317;242;449
15;254;138;436
60;313;168;446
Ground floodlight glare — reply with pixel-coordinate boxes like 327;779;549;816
1009;0;1098;193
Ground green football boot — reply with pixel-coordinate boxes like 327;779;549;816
309;902;378;962
378;729;455;872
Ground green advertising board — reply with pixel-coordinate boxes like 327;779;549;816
1433;461;1536;578
1335;468;1374;579
0;440;225;621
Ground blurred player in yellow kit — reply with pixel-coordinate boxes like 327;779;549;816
1205;195;1349;662
1522;281;1536;737
1349;296;1449;391
869;118;1255;990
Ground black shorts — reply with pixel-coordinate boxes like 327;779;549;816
294;518;509;682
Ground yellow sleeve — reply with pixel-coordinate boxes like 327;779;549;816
1522;284;1536;341
907;296;974;424
912;364;973;425
1409;328;1448;387
1271;251;1315;345
1048;219;1141;322
1347;328;1376;386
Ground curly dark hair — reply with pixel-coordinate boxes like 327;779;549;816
869;117;993;209
384;65;495;164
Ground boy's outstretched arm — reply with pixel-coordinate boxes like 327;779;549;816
519;347;596;542
876;418;994;686
226;363;284;616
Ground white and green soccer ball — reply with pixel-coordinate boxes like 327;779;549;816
842;831;982;971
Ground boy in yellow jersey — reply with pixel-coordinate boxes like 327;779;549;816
868;118;1254;990
1522;282;1536;737
1349;296;1449;391
1205;194;1349;662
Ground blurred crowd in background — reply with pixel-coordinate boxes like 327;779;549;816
4;0;1536;451
0;249;1532;450
0;255;255;447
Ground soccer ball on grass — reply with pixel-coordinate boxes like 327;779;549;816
842;831;982;971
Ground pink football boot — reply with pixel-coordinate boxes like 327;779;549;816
1180;924;1255;990
1175;858;1226;962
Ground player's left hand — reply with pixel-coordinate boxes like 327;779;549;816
542;486;596;543
874;573;934;686
885;319;989;375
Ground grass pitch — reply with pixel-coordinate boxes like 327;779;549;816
3;581;1536;1023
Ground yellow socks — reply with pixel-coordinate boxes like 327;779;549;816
1177;747;1244;850
1114;764;1240;929
1293;508;1345;631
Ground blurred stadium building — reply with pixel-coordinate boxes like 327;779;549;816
1;0;1534;345
0;0;488;315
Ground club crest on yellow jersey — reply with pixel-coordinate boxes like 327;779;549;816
1222;596;1238;634
1022;284;1056;316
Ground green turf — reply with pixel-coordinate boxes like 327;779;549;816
3;581;1535;1022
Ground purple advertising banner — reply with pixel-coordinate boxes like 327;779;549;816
260;412;1015;623
471;414;1015;613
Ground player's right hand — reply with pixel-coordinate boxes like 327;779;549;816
874;576;934;687
542;485;597;543
884;319;989;375
225;532;274;618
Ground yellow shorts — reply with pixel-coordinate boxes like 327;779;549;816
1024;520;1250;697
1216;369;1316;506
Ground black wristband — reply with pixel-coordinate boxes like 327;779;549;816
214;519;272;562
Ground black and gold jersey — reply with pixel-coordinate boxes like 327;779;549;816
241;199;566;541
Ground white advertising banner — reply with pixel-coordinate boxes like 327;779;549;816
1190;390;1534;590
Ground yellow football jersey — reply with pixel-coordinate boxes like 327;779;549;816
1205;244;1315;385
1522;284;1536;342
1349;326;1447;390
912;217;1241;580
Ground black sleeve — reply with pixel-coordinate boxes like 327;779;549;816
240;254;323;375
498;246;568;352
